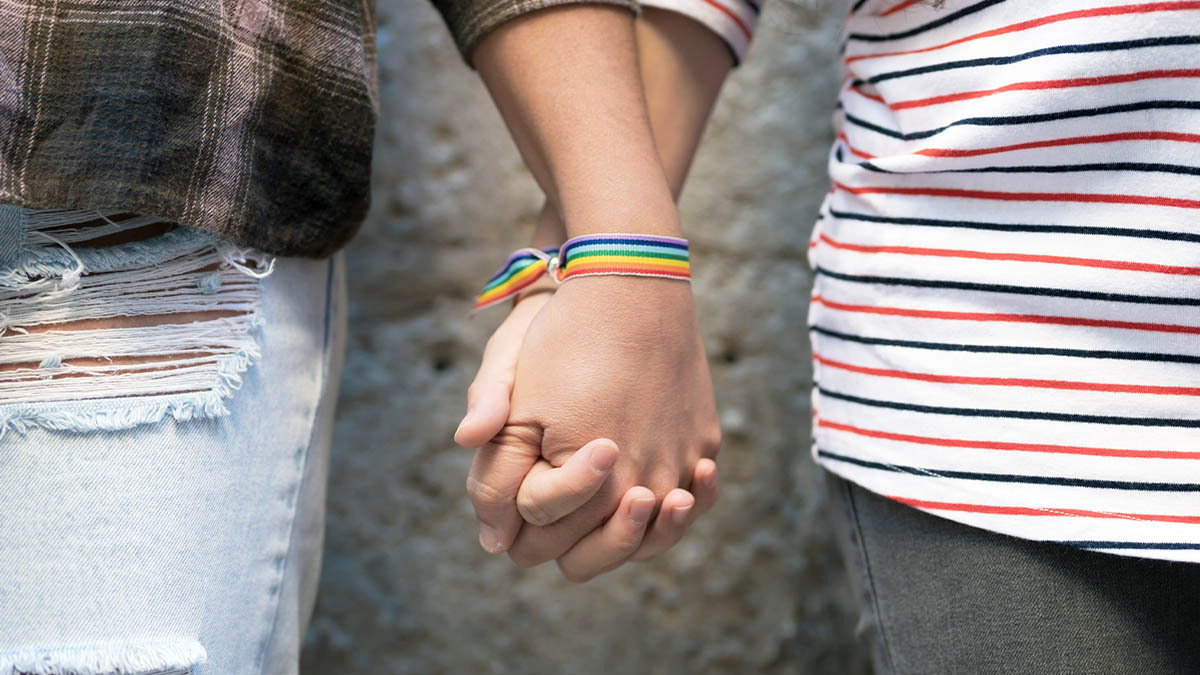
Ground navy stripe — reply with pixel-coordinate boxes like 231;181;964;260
813;266;1200;306
809;325;1200;365
864;35;1200;84
845;100;1200;141
817;449;1200;491
857;160;1200;178
559;237;689;253
1054;541;1200;550
485;254;542;284
850;0;870;14
827;208;1200;244
814;385;1200;428
847;0;1005;41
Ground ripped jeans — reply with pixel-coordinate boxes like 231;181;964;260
0;208;346;675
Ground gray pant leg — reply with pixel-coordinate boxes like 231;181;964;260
826;472;1200;675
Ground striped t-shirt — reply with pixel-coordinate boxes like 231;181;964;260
808;0;1200;562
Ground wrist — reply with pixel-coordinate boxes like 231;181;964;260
530;202;567;249
474;226;690;313
556;178;681;239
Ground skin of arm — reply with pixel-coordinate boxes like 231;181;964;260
457;5;734;581
503;7;733;300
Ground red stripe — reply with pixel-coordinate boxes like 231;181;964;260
889;496;1200;524
810;294;1200;334
833;181;1200;210
816;232;1200;276
473;270;544;310
561;268;689;279
880;0;922;16
816;416;1200;460
852;86;886;104
698;0;752;40
844;2;1200;64
837;131;876;159
813;351;1200;396
914;131;1200;158
891;69;1200;110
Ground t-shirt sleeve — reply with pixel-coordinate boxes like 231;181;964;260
430;0;641;65
637;0;760;65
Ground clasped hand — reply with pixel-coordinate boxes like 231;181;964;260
455;274;721;582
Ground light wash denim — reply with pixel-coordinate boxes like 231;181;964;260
0;210;345;675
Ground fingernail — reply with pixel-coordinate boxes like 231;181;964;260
589;443;618;473
629;497;655;526
455;408;476;436
479;524;507;554
671;502;694;526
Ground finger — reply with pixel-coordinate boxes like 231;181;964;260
626;488;694;562
555;486;657;583
690;457;720;518
454;295;549;449
517;438;619;527
505;482;622;568
466;428;543;554
628;459;718;562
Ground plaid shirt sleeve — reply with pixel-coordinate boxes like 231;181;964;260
430;0;640;64
0;0;378;257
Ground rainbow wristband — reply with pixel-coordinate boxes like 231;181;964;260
472;233;690;312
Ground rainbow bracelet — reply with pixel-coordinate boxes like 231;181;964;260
472;233;690;312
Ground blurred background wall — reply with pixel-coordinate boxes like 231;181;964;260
300;1;870;672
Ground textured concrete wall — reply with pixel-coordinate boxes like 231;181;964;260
300;2;870;673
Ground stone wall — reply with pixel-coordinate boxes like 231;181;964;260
300;1;870;672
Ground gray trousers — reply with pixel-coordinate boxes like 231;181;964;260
826;473;1200;675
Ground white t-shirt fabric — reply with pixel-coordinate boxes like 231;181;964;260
808;0;1200;562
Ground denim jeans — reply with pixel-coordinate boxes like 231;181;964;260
826;472;1200;675
0;209;345;675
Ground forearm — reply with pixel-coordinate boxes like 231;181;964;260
523;6;733;247
473;5;679;237
637;7;733;199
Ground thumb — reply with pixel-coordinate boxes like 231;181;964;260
455;293;549;448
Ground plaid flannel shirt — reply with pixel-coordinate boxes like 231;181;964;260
0;0;739;257
0;0;377;257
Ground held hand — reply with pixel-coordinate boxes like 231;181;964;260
489;275;721;581
457;277;721;581
462;0;733;581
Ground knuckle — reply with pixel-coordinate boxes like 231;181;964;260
616;528;646;554
516;492;556;528
628;549;657;563
556;561;593;584
508;544;550;569
663;528;688;550
703;423;723;455
489;426;543;453
628;539;659;562
465;475;512;510
650;469;681;497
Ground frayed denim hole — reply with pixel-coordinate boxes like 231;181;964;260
0;209;275;437
1;639;206;675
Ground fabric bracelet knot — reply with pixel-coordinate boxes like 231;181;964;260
472;233;690;312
